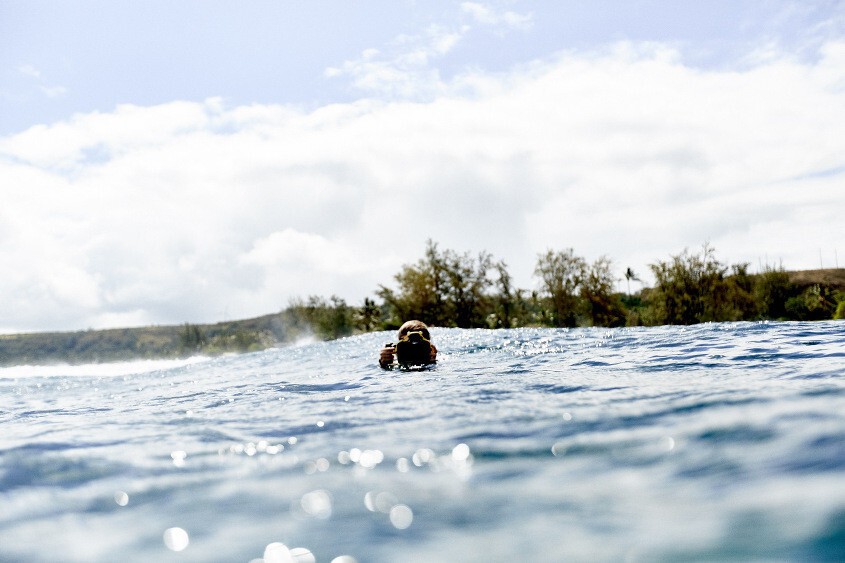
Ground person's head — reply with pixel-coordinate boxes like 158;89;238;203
398;320;431;341
395;320;432;366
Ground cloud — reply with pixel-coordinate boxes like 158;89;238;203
40;85;68;98
324;3;531;99
15;63;68;100
2;40;844;332
325;23;469;99
461;2;533;30
18;64;42;79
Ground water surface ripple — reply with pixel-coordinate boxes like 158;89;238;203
1;321;844;561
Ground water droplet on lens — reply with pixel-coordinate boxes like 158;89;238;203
375;491;398;513
163;527;190;551
452;443;470;461
300;490;332;519
661;436;676;451
264;542;294;563
562;412;572;421
331;557;358;563
114;491;129;506
364;491;377;512
396;457;410;473
290;546;316;563
359;449;383;468
412;448;434;466
171;450;187;467
389;504;413;529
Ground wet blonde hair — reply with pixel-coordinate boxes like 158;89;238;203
398;320;430;340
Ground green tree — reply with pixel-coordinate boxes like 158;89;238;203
624;267;640;295
180;323;207;352
534;248;587;327
490;260;516;328
725;262;758;321
647;243;732;325
785;284;837;321
378;240;495;328
444;248;494;328
581;256;626;327
377;240;447;326
354;297;382;332
834;296;845;320
754;264;792;319
287;295;354;339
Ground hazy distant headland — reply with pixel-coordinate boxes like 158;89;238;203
2;241;843;367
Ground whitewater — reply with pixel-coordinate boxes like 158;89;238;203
1;321;844;562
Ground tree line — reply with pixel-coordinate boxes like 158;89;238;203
3;240;842;365
290;240;845;340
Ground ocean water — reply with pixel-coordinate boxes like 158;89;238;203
1;322;844;562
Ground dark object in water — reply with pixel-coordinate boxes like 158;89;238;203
395;330;432;367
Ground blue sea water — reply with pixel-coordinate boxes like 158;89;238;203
1;321;844;562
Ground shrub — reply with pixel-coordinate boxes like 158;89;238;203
754;264;792;319
647;244;730;325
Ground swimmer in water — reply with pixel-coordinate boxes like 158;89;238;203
379;320;438;369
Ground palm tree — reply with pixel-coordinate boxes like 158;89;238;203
624;267;640;295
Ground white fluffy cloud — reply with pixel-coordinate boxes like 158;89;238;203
2;41;844;332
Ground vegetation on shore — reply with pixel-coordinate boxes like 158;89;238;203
2;240;843;366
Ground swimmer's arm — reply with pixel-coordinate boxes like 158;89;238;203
429;343;437;364
379;344;396;369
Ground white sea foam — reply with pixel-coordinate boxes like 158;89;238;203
0;356;210;379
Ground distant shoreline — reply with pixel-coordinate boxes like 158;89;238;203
2;267;843;368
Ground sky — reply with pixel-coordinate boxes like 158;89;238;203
1;0;844;333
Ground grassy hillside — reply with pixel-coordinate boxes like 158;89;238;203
788;268;845;289
0;311;310;367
